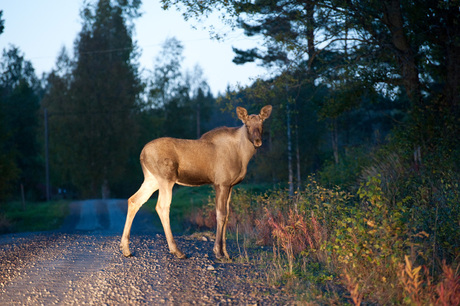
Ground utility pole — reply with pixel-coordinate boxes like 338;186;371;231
44;108;50;201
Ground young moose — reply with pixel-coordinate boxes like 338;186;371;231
120;105;272;261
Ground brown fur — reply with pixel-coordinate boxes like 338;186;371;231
120;105;272;260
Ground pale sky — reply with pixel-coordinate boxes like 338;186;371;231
0;0;267;95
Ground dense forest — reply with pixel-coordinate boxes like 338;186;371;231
1;0;459;303
1;0;458;200
0;1;223;200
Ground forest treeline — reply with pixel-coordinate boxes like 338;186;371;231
0;0;459;202
1;1;458;302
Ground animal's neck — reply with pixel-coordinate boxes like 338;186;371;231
238;125;257;162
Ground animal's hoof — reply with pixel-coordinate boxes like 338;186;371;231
120;245;132;257
172;250;187;259
215;255;232;263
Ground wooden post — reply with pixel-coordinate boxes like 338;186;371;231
21;183;25;210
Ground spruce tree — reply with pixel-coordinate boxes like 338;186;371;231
43;0;143;197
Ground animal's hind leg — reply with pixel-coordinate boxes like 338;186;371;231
156;181;186;259
120;175;158;257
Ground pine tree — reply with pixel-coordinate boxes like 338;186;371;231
0;46;41;200
42;0;143;197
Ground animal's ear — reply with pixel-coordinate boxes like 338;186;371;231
260;105;272;121
236;107;248;122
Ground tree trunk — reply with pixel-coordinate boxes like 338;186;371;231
332;119;339;165
444;6;460;114
286;99;294;197
296;129;301;191
382;0;426;163
382;0;422;105
196;101;201;138
294;111;301;191
305;1;316;67
269;128;276;189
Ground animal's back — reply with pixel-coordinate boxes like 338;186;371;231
140;137;218;186
142;126;241;163
199;126;240;143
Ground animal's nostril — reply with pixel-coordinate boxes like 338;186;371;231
254;139;262;147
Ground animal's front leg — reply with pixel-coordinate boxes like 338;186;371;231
214;185;232;262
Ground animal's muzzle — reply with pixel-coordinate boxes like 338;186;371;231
252;130;262;148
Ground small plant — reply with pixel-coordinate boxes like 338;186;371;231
433;261;460;306
399;255;460;305
342;270;363;306
399;255;425;305
265;209;300;274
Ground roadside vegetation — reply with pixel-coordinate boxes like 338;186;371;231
0;200;69;234
187;155;460;304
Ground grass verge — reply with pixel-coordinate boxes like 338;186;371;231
0;200;69;234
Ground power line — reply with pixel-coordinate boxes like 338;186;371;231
46;109;136;117
26;34;258;61
26;37;208;60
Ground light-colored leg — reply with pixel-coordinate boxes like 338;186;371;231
222;187;232;259
156;181;186;259
213;185;232;261
120;176;158;257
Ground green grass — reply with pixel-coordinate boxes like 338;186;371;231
0;200;69;234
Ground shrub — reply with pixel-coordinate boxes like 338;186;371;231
330;175;410;303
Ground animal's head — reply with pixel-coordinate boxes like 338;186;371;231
237;105;272;148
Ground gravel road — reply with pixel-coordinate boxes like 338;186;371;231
0;199;296;305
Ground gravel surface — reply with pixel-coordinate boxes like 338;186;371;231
0;200;297;305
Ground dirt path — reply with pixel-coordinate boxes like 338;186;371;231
0;200;295;305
